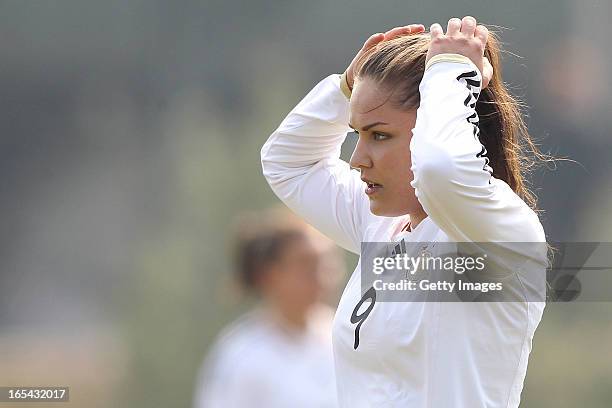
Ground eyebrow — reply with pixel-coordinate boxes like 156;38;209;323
348;121;389;132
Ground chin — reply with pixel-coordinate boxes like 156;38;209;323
368;200;409;217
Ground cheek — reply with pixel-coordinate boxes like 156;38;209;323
377;142;414;186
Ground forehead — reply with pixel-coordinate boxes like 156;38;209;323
349;78;404;129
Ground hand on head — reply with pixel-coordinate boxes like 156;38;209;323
344;24;425;89
344;17;493;90
427;16;493;88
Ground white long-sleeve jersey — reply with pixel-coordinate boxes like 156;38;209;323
261;54;547;408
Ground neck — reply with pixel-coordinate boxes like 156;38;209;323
409;207;428;230
264;303;309;333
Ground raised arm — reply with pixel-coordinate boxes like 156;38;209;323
410;18;545;243
261;25;425;253
260;73;367;253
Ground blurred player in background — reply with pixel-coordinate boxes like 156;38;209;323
193;207;343;408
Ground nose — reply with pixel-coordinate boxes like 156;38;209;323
349;136;373;170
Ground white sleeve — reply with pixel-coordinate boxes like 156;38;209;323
410;54;545;243
261;74;373;254
193;346;265;408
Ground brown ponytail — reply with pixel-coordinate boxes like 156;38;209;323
354;30;551;212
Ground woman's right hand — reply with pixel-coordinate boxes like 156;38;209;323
344;24;425;89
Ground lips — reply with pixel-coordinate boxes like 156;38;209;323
361;177;382;187
361;177;383;196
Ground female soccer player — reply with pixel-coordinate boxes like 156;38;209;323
261;16;547;407
193;208;342;408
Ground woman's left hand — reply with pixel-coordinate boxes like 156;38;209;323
344;24;425;90
426;16;494;88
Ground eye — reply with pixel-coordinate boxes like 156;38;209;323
372;132;389;141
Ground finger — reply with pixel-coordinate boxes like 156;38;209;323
383;24;424;40
406;24;426;34
430;23;443;39
461;16;477;36
475;25;489;46
446;17;462;36
362;33;385;50
383;26;412;40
